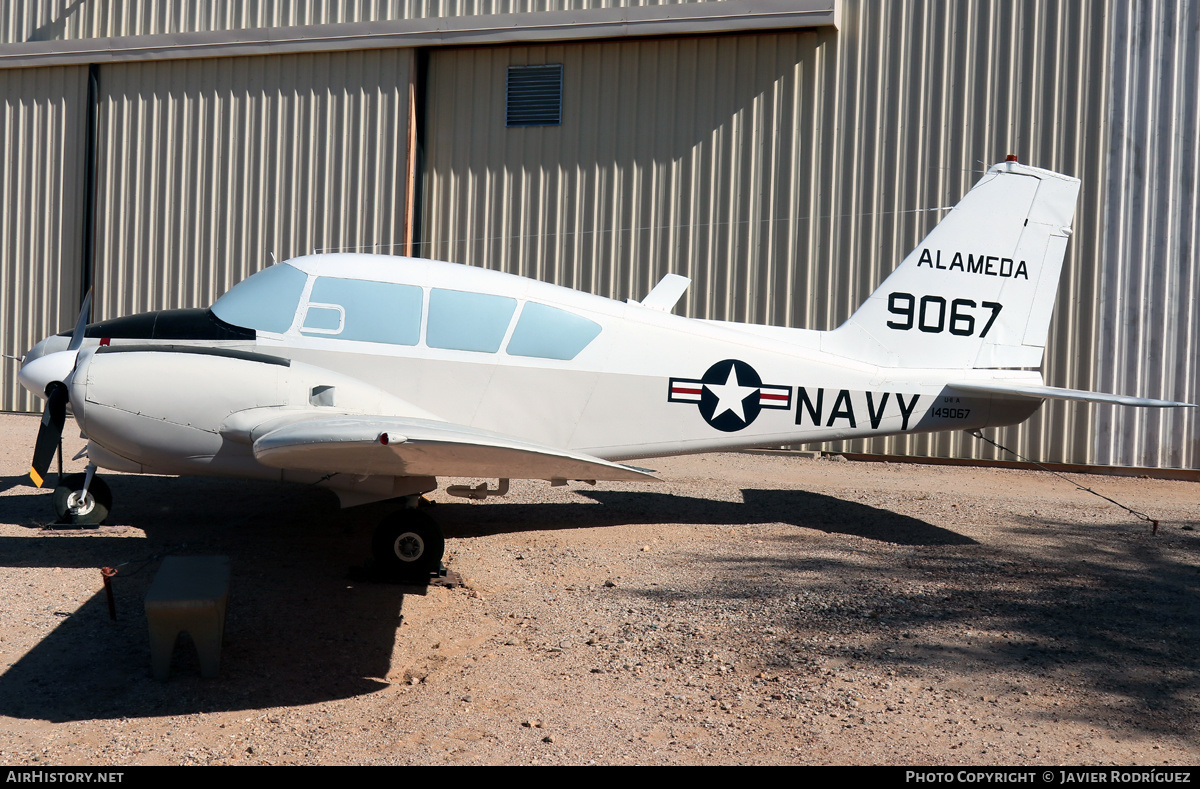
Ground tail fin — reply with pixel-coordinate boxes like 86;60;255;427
827;160;1081;369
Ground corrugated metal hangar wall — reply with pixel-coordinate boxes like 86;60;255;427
92;50;414;321
0;64;86;411
1;0;1196;470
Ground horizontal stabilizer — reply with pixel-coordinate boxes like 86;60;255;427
949;382;1194;408
253;415;658;481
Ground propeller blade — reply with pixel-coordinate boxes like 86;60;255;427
67;290;92;352
29;382;68;488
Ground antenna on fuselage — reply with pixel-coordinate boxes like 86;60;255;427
308;242;404;255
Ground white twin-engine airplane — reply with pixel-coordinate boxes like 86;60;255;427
16;159;1192;580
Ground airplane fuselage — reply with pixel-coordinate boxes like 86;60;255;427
36;253;1040;497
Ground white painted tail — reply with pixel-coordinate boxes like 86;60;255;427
827;160;1081;370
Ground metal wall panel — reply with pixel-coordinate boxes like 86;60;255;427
1;0;717;44
0;65;87;412
92;49;413;319
422;1;1145;467
1094;1;1200;469
422;34;838;320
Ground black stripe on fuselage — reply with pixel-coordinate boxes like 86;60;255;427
59;308;256;342
94;344;289;367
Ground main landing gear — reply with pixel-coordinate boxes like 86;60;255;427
371;504;445;584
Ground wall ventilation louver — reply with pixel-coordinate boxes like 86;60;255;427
506;64;563;127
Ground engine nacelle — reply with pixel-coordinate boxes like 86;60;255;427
71;345;433;478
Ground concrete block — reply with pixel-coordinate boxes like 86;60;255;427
145;556;230;680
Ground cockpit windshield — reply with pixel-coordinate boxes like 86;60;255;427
210;263;308;333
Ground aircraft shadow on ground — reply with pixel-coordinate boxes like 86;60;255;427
0;475;406;722
436;487;1200;738
0;474;32;495
436;488;978;546
0;475;62;523
437;489;1200;737
5;473;1196;733
0;476;964;721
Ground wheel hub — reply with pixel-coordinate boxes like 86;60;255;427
393;532;425;562
66;490;96;516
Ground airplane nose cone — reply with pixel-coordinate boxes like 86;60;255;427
17;350;79;399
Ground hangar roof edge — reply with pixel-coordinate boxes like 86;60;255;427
0;0;838;70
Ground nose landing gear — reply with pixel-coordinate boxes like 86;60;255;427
52;471;112;526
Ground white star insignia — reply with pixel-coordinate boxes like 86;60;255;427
704;366;758;423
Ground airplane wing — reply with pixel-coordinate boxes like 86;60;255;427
251;415;656;481
948;382;1195;408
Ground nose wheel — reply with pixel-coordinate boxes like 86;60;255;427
371;508;445;583
52;473;112;525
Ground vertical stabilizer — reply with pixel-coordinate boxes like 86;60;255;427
826;161;1081;369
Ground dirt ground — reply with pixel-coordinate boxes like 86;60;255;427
0;411;1197;766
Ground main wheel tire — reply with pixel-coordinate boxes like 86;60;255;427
371;509;444;581
52;473;112;525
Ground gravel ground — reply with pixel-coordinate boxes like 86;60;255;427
0;411;1197;766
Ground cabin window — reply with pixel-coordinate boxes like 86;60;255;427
427;289;517;353
300;277;422;345
301;304;344;333
506;302;601;360
210;262;308;334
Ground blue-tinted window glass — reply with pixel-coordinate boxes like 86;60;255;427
301;305;342;332
506;302;602;360
301;277;422;345
427;289;517;353
210;263;308;333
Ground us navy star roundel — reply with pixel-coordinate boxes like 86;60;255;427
668;359;792;432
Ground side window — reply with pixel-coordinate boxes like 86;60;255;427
301;304;344;334
210;263;308;333
506;302;602;360
427;289;517;353
300;277;422;345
